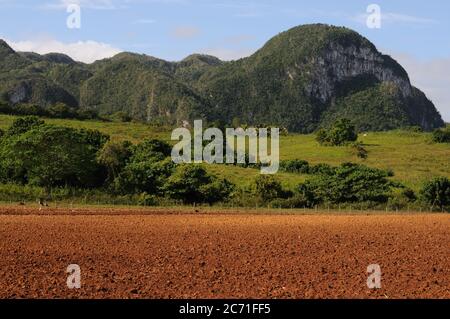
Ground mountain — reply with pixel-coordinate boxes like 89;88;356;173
0;24;445;132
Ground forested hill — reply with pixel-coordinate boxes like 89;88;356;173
0;24;445;132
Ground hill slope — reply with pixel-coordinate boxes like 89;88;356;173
0;24;445;132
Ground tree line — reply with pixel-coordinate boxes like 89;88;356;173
0;116;448;211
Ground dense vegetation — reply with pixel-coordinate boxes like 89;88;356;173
316;119;358;146
432;127;450;143
0;24;444;133
0;117;233;205
0;116;448;211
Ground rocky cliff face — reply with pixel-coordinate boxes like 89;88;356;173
306;42;412;103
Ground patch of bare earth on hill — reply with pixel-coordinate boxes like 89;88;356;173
0;207;448;299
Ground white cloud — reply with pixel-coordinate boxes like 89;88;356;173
170;26;201;39
387;52;450;121
4;37;122;63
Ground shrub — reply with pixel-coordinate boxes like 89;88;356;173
402;126;423;133
131;139;172;162
0;124;104;192
252;175;290;203
110;111;132;122
97;140;133;182
420;177;450;211
351;142;368;160
78;128;110;151
269;193;309;208
298;163;397;205
5;116;44;137
163;165;234;204
279;159;310;174
14;103;47;116
432;128;450;143
316;119;358;146
308;163;335;175
387;188;417;210
47;103;77;119
76;109;100;120
114;158;175;195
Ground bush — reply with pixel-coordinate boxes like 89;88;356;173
114;158;175;195
420;177;450;211
387;188;417;210
163;165;234;204
110;111;132;122
4;116;45;137
14;103;47;116
298;163;397;205
402;126;423;133
76;109;100;120
0;124;105;192
78;128;110;151
131;139;172;162
316;119;358;146
47;103;77;119
432;128;450;143
269;193;309;208
97;140;133;182
252;175;291;203
279;159;310;174
351;142;368;160
308;163;335;175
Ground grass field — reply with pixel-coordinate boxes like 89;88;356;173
0;114;449;191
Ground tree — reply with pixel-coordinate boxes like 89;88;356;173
252;175;289;203
14;103;46;116
163;165;233;204
77;128;110;151
299;163;396;205
131;139;172;163
432;128;450;143
1;125;102;193
48;102;76;118
279;159;310;174
5;116;45;137
97;140;133;182
420;177;450;211
114;158;175;195
316;119;358;146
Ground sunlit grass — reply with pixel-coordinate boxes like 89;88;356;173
1;114;449;191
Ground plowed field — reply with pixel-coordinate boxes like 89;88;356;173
0;207;448;299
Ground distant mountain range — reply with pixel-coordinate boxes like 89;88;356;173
0;24;444;132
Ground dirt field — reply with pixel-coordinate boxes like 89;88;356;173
0;207;448;299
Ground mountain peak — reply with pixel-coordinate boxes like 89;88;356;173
0;25;444;132
0;39;15;56
43;53;75;64
180;54;223;66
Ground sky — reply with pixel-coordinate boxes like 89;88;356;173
0;0;449;121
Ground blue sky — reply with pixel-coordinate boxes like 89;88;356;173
0;0;449;120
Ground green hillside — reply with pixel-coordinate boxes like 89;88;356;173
0;24;445;132
0;114;448;192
